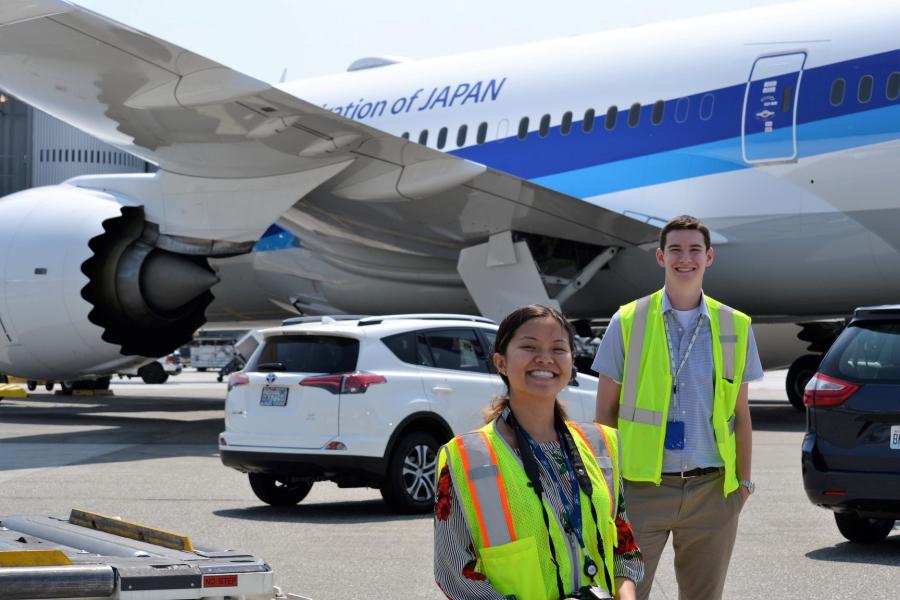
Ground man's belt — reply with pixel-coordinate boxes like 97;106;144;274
661;466;723;479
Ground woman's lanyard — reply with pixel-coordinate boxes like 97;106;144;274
502;407;613;595
520;423;585;547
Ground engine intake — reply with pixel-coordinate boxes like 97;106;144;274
82;206;218;357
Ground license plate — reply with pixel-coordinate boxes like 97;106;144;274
891;425;900;450
260;386;288;407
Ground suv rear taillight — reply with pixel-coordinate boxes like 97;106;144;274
803;373;860;407
300;372;387;394
227;372;250;392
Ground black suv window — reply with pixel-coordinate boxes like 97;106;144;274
254;335;358;373
382;331;434;366
820;320;900;382
422;328;491;373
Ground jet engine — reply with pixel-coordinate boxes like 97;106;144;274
0;185;219;380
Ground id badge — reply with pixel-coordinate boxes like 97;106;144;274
664;421;685;450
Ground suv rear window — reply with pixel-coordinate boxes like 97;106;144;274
820;320;900;383
253;335;359;373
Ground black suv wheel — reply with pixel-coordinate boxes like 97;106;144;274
834;512;895;543
381;432;438;514
248;473;313;507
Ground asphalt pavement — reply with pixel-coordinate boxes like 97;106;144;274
0;370;897;599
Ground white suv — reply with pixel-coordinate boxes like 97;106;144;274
219;314;599;513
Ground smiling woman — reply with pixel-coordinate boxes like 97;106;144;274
434;305;642;600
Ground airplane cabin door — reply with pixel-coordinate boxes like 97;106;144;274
742;52;806;164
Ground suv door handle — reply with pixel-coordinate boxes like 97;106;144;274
431;386;454;393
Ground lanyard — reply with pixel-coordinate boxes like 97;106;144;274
663;311;704;408
519;424;584;548
502;408;610;592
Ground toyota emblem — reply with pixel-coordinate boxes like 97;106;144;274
266;373;277;384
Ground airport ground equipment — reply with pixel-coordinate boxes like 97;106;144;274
0;509;307;600
189;337;237;372
0;376;27;400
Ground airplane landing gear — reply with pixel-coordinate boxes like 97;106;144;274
785;354;822;411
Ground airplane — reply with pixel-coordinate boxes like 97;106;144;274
0;0;896;410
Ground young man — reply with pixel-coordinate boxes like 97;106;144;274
593;215;763;600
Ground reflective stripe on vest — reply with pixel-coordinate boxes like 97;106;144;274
718;304;736;382
569;422;616;519
620;295;664;427
456;431;516;547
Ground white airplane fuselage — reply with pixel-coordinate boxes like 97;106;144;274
0;0;898;382
210;0;900;322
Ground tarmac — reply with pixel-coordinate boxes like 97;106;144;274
0;370;897;599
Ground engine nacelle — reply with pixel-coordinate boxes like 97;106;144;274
0;185;218;380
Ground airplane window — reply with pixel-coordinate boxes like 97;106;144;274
457;124;468;147
887;72;900;101
518;117;529;140
605;105;618;130
781;86;794;113
418;130;429;145
651;100;665;125
674;97;690;123
560;111;572;135
477;122;488;144
39;149;44;162
78;150;82;162
437;127;448;149
858;75;874;103
401;132;410;140
830;79;845;106
699;93;714;121
539;114;551;137
628;103;641;128
583;108;595;133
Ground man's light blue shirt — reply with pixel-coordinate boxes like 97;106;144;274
591;290;764;473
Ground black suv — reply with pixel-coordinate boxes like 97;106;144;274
802;305;900;543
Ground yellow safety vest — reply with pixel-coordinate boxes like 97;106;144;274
617;289;750;494
439;420;621;600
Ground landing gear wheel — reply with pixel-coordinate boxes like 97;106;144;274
26;381;37;391
60;381;74;396
138;362;168;384
786;354;822;411
834;512;895;543
0;374;7;384
44;382;54;392
380;432;439;514
197;367;207;372
248;473;313;506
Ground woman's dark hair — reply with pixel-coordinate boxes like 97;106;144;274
483;304;576;423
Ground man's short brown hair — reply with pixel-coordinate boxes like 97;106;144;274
659;215;711;250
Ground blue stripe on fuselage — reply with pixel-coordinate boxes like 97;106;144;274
253;224;301;252
449;48;900;192
530;104;900;197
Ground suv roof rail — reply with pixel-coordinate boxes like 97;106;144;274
853;305;900;318
281;314;370;326
357;313;495;326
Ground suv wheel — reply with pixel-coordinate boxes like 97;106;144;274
248;473;313;507
381;432;438;514
834;512;895;543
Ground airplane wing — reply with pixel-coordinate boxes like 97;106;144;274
0;0;657;250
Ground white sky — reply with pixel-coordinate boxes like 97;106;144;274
75;0;794;83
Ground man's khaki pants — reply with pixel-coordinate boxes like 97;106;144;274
624;471;745;600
